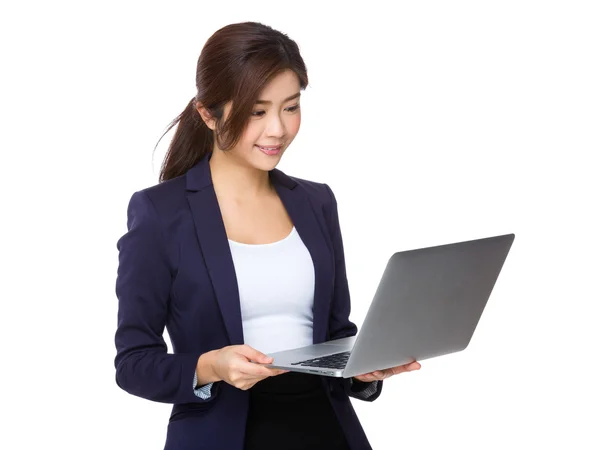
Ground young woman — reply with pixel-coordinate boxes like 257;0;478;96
114;21;421;450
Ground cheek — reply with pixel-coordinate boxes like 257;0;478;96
287;114;301;136
240;123;262;146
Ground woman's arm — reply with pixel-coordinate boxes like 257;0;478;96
114;190;221;405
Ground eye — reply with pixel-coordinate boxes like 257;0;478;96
251;104;300;117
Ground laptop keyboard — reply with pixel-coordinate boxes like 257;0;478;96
290;351;351;370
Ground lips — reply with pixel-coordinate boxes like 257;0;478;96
256;145;282;156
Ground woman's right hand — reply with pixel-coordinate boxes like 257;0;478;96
210;344;289;391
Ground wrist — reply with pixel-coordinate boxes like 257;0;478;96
196;350;221;385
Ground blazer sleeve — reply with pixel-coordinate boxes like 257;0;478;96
192;373;214;400
114;190;221;405
323;183;383;402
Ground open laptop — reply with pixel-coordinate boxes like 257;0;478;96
262;233;515;378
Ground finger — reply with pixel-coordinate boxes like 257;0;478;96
236;361;276;376
387;365;408;376
237;345;274;364
379;363;413;377
393;362;420;374
370;370;391;380
398;362;417;372
361;373;378;382
239;363;287;378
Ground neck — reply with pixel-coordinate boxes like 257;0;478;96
209;149;274;199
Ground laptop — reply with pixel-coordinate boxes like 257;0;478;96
261;233;515;378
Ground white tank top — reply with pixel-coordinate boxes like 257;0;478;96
228;226;315;355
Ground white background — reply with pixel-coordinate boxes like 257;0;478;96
1;1;599;448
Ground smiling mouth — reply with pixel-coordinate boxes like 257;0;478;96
255;145;283;155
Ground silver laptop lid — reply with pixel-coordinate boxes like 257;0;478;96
343;234;515;378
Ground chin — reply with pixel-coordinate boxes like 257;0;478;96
252;149;285;170
256;158;282;172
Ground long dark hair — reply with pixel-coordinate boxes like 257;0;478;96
154;22;309;182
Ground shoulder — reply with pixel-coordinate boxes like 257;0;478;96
276;171;342;236
273;169;335;206
128;174;188;218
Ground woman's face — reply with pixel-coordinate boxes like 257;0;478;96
205;69;302;172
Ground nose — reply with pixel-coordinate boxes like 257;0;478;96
265;112;286;139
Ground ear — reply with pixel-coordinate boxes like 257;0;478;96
195;102;216;131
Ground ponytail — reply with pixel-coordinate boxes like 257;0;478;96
155;97;214;183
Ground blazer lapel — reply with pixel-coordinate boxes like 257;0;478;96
185;152;334;347
271;170;334;345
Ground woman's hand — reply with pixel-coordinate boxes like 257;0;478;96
204;344;289;391
353;361;421;382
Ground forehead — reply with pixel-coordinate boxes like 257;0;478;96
256;70;301;102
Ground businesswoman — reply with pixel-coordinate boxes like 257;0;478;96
114;21;420;450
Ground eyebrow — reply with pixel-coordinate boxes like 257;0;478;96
255;92;301;105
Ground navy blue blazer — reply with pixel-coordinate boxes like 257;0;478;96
114;151;383;450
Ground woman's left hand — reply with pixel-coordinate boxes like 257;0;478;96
353;361;421;382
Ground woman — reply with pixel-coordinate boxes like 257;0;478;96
114;21;421;450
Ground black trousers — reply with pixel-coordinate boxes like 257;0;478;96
244;372;351;450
